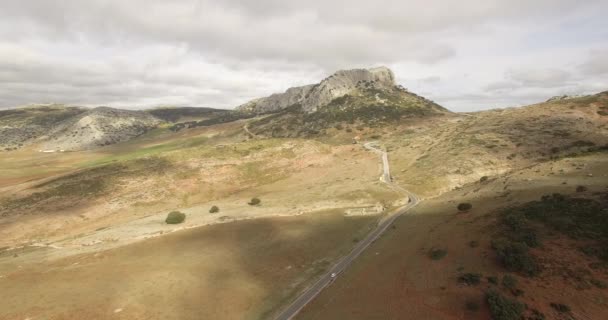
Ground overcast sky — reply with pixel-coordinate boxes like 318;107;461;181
1;1;607;111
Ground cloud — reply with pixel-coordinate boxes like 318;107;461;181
579;48;608;75
0;0;607;110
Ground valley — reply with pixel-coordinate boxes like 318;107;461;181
1;67;607;320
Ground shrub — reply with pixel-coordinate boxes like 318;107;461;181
457;203;472;212
458;273;482;285
469;240;479;248
502;274;518;289
487;276;498;285
480;176;489;182
550;303;570;313
591;278;607;289
209;205;219;213
576;185;588;192
491;239;540;276
428;248;447;260
165;211;186;224
248;197;261;205
486;290;524;320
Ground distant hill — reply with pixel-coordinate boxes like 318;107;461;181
41;107;163;150
146;106;229;122
0;104;86;151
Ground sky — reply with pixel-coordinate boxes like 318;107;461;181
1;0;607;112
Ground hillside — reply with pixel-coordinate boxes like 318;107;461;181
242;67;448;137
41;107;164;150
0;104;86;151
146;106;229;122
0;76;606;320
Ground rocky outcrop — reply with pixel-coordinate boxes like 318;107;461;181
237;67;397;114
41;107;163;151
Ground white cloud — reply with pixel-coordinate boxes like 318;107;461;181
0;0;607;110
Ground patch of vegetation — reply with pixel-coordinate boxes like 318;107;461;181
0;157;173;215
487;276;498;285
576;185;588;192
165;211;186;224
480;176;489;182
169;110;255;131
549;303;570;313
491;239;540;276
502;274;518;289
209;205;219;213
457;202;472;211
458;273;482;285
428;248;447;260
493;193;608;275
469;240;479;248
147;107;227;122
248;197;261;206
486;290;525;320
246;87;446;138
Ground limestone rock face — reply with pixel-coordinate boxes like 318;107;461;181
237;66;397;114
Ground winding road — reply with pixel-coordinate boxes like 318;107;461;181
274;141;420;320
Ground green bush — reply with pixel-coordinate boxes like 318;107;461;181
428;248;447;260
457;203;472;211
458;273;482;285
165;211;186;224
487;276;498;285
209;205;219;213
248;197;261;205
486;290;524;320
480;176;489;182
502;274;518;289
491;239;540;276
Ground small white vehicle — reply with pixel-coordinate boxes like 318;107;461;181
330;272;337;278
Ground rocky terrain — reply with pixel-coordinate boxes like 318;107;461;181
0;104;86;151
41;107;164;151
237;66;400;114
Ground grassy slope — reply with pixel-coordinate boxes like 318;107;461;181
297;151;608;320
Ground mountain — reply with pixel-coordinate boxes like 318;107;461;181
0;104;86;151
242;66;448;137
237;66;400;114
41;107;163;150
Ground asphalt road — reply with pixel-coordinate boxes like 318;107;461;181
274;141;420;320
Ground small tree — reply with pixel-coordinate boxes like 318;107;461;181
486;290;524;320
480;176;489;183
458;273;482;285
502;274;518;289
457;203;473;212
209;205;219;213
428;248;447;260
165;211;186;224
248;197;261;205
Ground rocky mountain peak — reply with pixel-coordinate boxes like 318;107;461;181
237;66;398;114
